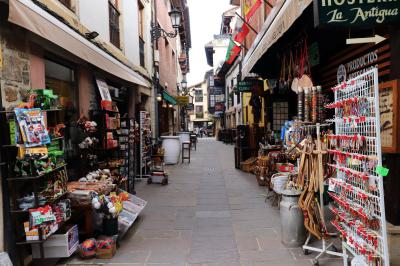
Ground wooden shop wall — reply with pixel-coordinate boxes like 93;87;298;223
314;31;400;225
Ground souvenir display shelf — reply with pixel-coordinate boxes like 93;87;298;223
0;108;70;265
96;109;128;190
119;117;136;193
139;111;152;179
326;68;389;266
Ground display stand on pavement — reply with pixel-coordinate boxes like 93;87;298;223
327;68;389;266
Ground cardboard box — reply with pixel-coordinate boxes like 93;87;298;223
32;225;78;258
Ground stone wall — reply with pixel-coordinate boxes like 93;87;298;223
0;22;31;111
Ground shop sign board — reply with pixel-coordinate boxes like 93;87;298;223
175;96;189;105
237;79;263;92
96;79;112;101
314;0;400;27
210;86;224;95
336;50;379;83
187;103;194;110
215;102;225;112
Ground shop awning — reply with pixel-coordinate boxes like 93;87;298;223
162;90;177;105
241;0;312;77
8;0;150;88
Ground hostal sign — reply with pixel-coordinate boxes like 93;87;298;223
314;0;400;27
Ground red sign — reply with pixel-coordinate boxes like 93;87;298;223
215;102;225;112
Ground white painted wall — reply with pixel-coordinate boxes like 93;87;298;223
225;59;242;127
79;0;110;43
120;0;140;65
212;38;230;74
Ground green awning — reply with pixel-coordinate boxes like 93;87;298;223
162;90;177;105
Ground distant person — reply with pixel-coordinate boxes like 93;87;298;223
195;127;200;137
200;127;204;138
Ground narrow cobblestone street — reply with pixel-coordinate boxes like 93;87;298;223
63;138;343;266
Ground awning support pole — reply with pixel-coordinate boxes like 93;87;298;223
235;12;258;35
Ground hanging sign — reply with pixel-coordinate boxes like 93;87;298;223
237;79;263;92
314;0;400;27
175;96;189;105
96;78;112;110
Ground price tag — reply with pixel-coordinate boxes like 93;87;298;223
376;166;389;177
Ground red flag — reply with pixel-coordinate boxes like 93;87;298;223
233;18;250;44
244;0;263;21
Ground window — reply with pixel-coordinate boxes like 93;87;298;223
109;1;120;48
195;106;204;119
195;90;203;102
272;102;289;131
138;1;145;67
216;95;224;103
210;95;215;108
138;1;144;38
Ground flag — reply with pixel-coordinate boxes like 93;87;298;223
233;18;250;44
244;0;262;21
225;39;241;65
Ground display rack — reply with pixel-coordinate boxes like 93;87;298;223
95;109;129;190
120;117;136;193
300;122;346;266
0;109;69;266
139;111;152;179
327;68;389;265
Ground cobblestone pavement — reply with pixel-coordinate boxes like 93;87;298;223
61;138;343;266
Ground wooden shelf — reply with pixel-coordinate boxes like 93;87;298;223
2;136;64;149
7;164;67;182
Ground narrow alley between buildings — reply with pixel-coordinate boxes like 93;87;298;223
61;139;343;266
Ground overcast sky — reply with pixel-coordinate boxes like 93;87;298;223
186;0;233;86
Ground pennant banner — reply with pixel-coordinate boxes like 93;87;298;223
244;0;262;21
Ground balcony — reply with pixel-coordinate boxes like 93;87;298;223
196;112;204;119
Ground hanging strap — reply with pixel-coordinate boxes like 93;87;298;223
303;38;314;83
299;40;306;78
280;54;287;80
288;51;294;80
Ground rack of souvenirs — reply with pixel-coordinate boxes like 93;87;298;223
326;69;389;265
0;88;146;264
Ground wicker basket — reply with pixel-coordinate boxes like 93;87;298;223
240;157;258;173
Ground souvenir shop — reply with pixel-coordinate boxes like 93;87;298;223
0;60;151;265
235;3;400;265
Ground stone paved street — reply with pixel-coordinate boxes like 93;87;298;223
61;138;343;266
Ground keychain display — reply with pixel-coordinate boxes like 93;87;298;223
327;69;389;265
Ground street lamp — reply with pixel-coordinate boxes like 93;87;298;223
156;93;162;101
151;7;182;41
181;79;187;91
